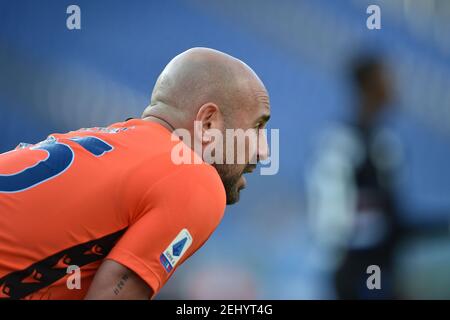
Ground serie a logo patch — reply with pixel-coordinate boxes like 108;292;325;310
160;229;193;273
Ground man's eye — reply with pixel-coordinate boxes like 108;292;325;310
256;123;266;130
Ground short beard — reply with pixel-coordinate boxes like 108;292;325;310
211;163;242;205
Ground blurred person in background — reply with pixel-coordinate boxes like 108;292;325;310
307;55;404;299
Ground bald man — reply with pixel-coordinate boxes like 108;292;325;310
0;48;271;299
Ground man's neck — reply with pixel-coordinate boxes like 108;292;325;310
142;115;176;132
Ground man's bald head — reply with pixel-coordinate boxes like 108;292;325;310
142;48;271;205
143;47;267;127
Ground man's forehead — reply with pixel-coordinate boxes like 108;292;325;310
254;90;270;116
255;90;269;104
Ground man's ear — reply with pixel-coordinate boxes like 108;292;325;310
195;103;223;143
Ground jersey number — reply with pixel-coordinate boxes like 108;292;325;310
0;136;113;193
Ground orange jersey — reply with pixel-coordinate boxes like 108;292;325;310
0;119;226;299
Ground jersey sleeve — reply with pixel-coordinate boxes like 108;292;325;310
106;163;226;298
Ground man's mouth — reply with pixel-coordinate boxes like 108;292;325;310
240;175;247;190
243;165;257;174
239;165;257;190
